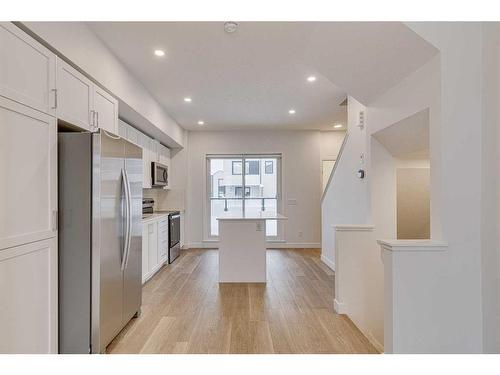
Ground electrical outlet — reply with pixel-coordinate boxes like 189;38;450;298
298;231;303;238
256;222;263;231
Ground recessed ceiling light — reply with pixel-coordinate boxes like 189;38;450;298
333;124;343;129
184;97;192;103
198;121;205;125
154;49;165;57
307;76;317;82
289;109;296;115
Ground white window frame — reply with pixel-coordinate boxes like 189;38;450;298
205;153;283;241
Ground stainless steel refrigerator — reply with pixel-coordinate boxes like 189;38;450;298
58;130;142;354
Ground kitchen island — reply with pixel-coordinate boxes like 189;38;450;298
216;212;287;283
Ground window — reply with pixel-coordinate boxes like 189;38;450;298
232;161;242;175
265;160;274;174
207;155;282;238
245;160;260;175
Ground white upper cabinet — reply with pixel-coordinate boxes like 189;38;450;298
56;57;118;134
158;144;171;166
150;140;160;163
94;85;118;134
0;22;56;116
118;118;128;138
0;97;57;250
56;58;94;131
126;125;140;146
138;133;152;188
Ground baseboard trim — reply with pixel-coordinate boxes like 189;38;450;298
266;242;321;249
185;242;321;249
334;299;347;314
365;332;384;353
320;255;335;271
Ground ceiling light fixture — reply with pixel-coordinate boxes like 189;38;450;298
184;97;192;103
198;121;205;125
307;76;317;82
289;109;296;115
154;49;165;57
333;124;343;129
224;21;239;34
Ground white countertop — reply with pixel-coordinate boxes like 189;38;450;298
142;210;180;223
216;212;287;221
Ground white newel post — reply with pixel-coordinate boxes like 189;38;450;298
378;240;448;353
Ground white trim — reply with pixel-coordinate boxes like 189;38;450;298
377;239;448;252
334;299;347;314
185;242;321;249
365;332;384;353
334;224;374;231
266;242;321;249
320;255;335;270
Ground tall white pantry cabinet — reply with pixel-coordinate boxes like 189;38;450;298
0;22;58;353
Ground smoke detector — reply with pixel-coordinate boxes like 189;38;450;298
224;22;239;34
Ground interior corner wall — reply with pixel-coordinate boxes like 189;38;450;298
481;22;500;353
321;96;370;269
370;138;397;241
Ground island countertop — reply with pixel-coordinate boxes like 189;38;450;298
216;212;287;221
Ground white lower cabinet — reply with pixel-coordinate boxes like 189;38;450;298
141;225;149;284
158;218;168;264
141;215;169;284
147;222;158;275
0;237;57;353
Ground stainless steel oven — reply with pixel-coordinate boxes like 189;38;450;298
168;212;181;264
151;162;168;187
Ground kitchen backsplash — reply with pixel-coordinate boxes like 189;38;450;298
143;188;185;212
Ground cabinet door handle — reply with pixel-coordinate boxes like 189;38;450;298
51;89;58;109
96;111;99;128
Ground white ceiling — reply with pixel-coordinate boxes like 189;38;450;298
88;22;437;131
372;109;430;160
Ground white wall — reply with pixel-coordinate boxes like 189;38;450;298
481;22;500;353
184;130;344;248
404;22;484;352
321;97;370;269
20;22;185;148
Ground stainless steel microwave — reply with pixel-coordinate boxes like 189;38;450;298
151;162;168;187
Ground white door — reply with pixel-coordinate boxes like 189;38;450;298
147;222;158;274
56;58;94;131
94;85;118;135
0;97;57;250
0;237;58;353
0;22;56;116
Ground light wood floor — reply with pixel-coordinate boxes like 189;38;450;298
107;248;378;354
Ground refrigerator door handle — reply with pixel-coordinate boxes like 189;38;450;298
121;169;131;271
123;168;133;269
